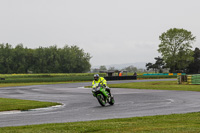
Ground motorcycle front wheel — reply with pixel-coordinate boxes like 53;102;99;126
97;94;106;106
108;96;115;105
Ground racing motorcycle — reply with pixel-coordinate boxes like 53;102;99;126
92;83;115;106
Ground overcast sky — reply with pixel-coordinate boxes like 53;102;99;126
0;0;200;67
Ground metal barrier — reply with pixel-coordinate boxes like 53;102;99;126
104;76;137;81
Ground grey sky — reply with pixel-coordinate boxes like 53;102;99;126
0;0;199;67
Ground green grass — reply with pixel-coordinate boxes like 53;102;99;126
0;98;61;112
0;73;106;83
137;75;177;79
0;81;89;88
1;80;200;132
0;73;102;78
0;112;200;132
0;76;93;83
0;73;177;83
109;81;200;91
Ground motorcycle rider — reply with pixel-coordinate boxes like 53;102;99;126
92;74;111;96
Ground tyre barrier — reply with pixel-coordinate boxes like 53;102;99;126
104;76;137;81
177;75;187;84
187;74;200;85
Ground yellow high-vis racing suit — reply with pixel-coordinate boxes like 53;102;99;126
92;77;107;87
92;77;111;95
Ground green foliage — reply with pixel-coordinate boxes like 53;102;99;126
146;56;165;73
0;44;91;74
108;66;115;70
99;65;107;71
123;65;137;72
187;47;200;73
158;28;195;72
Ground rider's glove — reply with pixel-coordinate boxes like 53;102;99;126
103;84;106;87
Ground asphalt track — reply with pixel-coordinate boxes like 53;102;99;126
1;79;200;127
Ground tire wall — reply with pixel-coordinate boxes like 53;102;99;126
187;74;200;85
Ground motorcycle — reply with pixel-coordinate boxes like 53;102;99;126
92;83;115;106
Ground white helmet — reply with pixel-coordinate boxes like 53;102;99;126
94;74;99;81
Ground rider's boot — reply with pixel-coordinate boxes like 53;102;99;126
106;87;111;96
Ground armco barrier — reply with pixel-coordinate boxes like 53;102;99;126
104;76;137;81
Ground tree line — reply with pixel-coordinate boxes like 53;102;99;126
146;28;200;74
98;65;138;72
0;43;91;74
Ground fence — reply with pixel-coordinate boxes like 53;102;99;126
104;76;137;81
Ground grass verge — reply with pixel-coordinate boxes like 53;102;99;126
0;98;61;112
109;81;200;91
0;81;89;88
0;73;106;83
1;80;200;132
0;112;200;132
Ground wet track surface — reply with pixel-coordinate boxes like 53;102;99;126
1;79;200;127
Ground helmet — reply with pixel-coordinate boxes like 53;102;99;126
94;74;99;81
